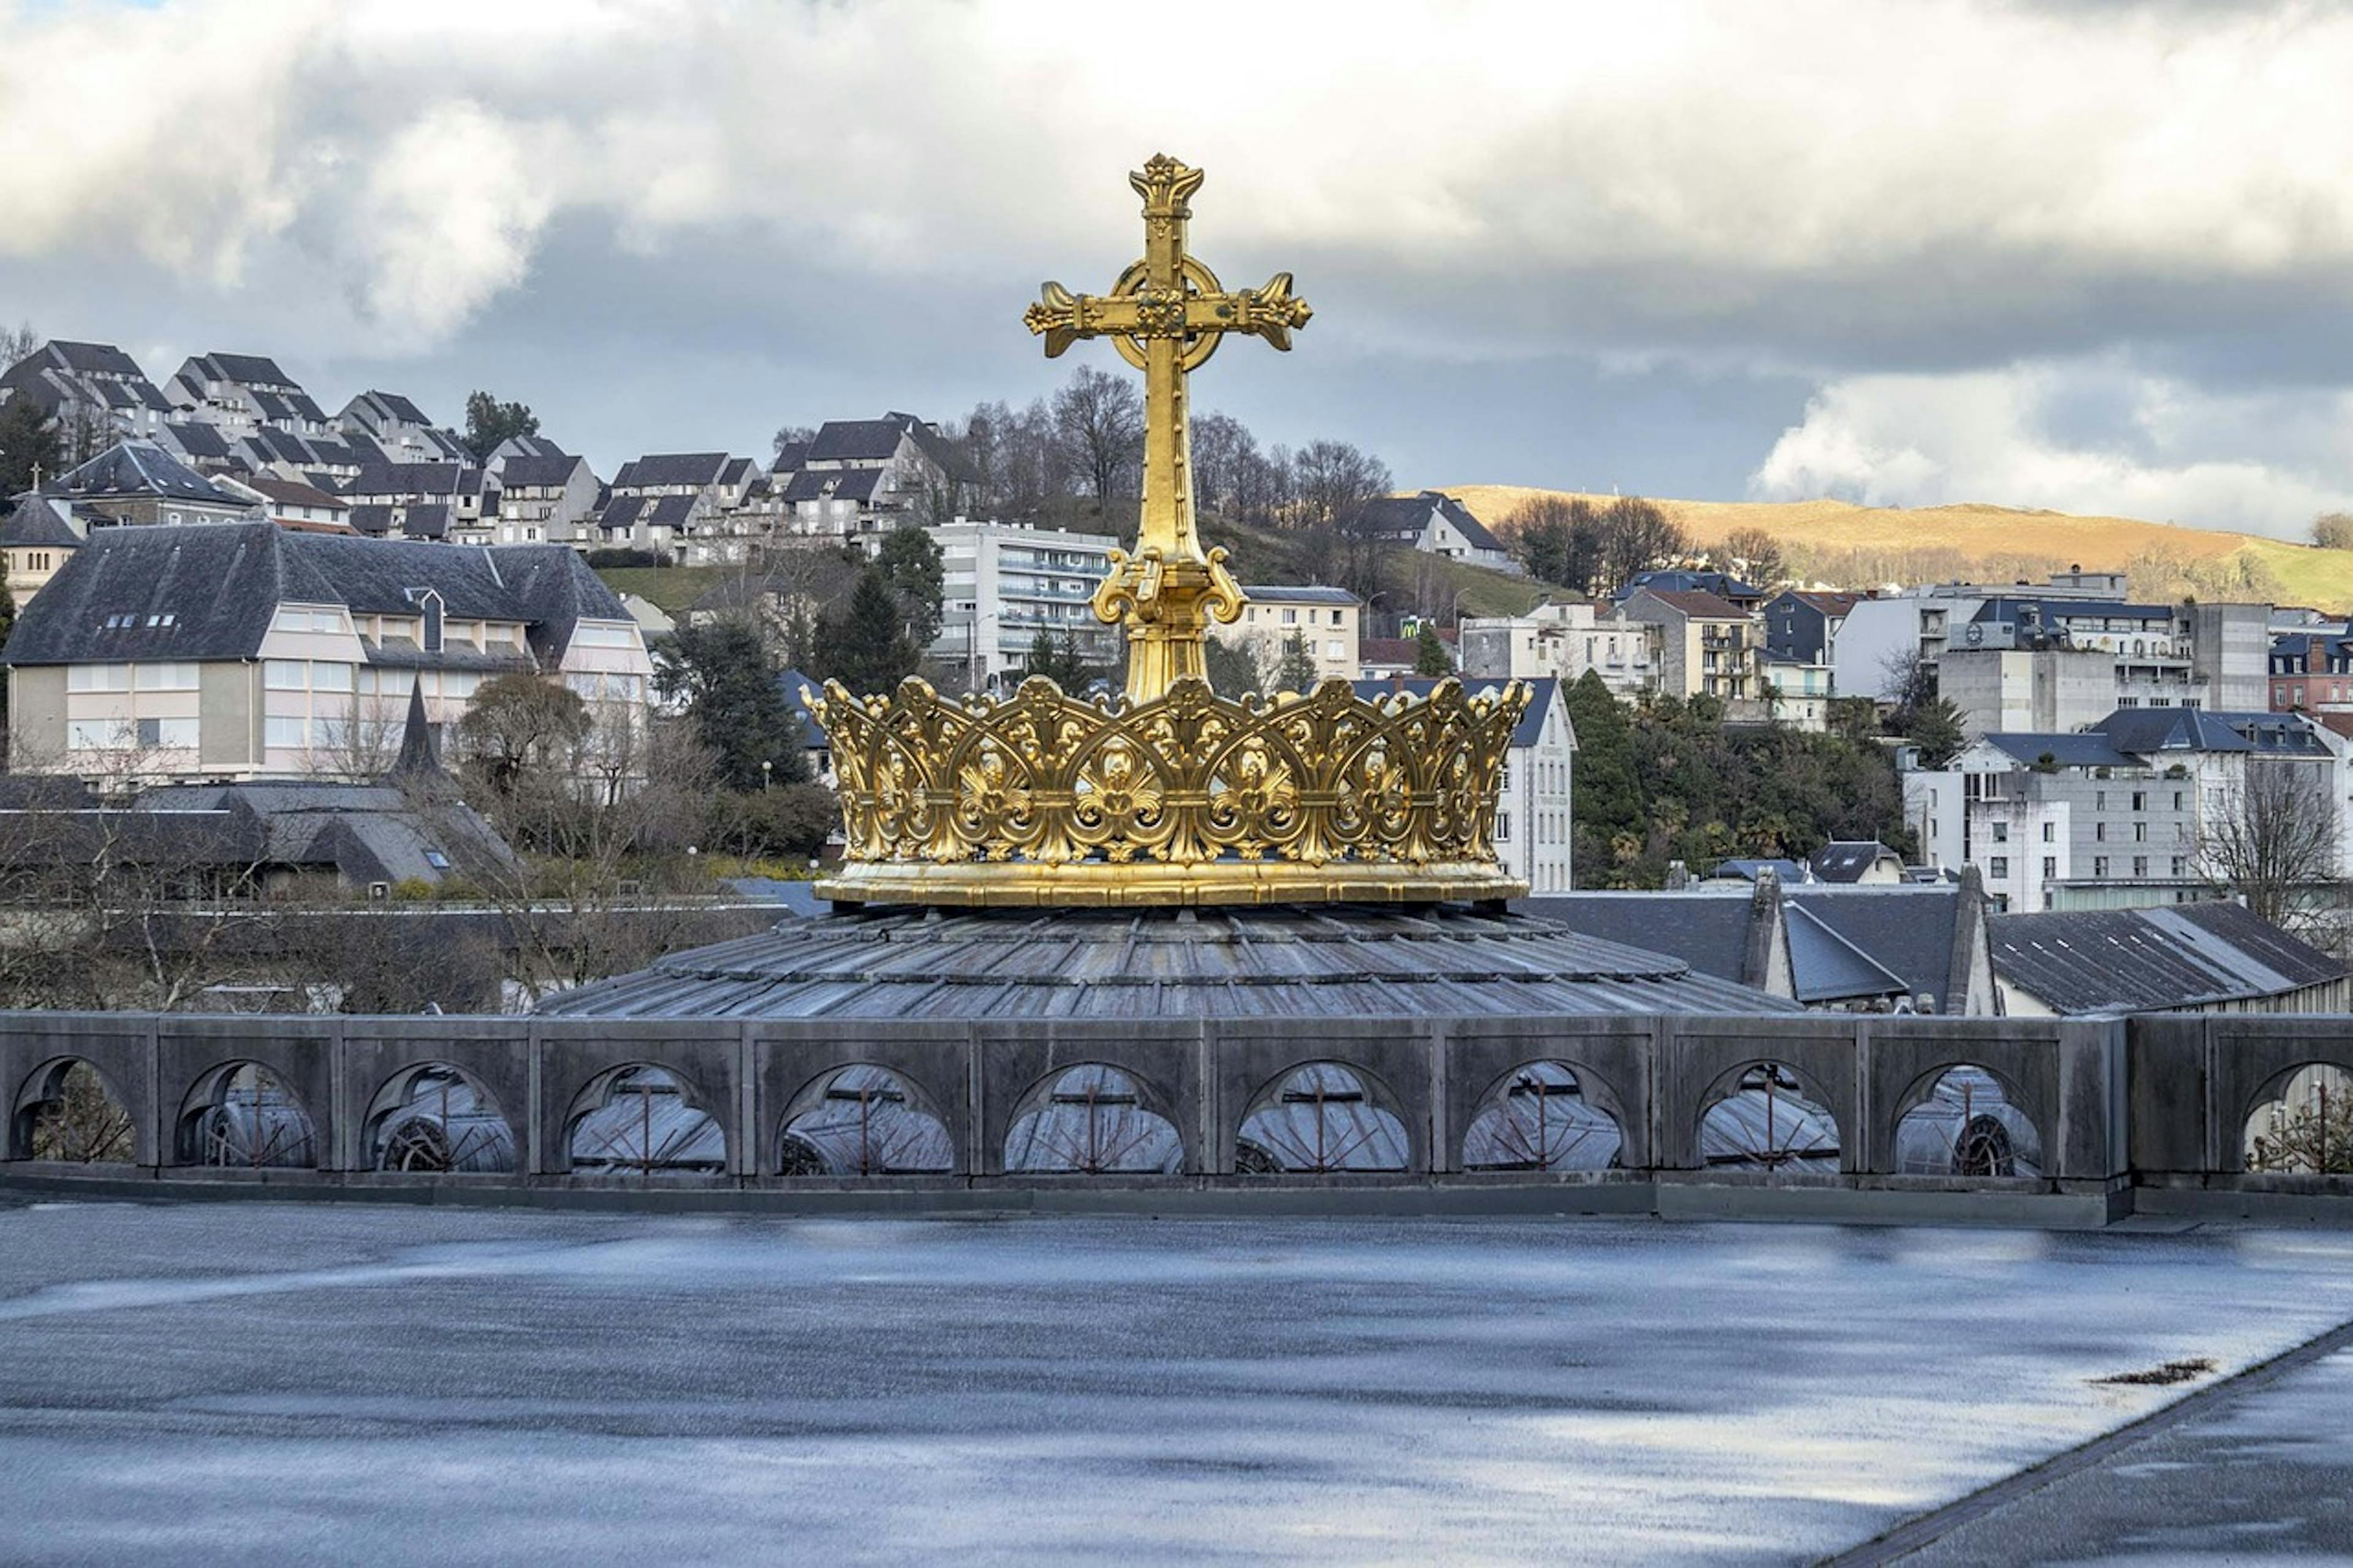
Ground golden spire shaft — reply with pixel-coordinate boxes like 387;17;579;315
1025;154;1311;703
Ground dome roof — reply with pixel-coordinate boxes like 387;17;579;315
539;904;1797;1021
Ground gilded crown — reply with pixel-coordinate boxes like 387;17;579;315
813;675;1529;907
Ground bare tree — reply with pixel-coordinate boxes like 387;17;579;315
2198;762;2342;931
0;321;37;373
2313;512;2353;552
1290;439;1391;531
1189;411;1256;517
1717;525;1786;587
771;423;816;458
1051;365;1145;504
1596;496;1690;594
1500;494;1604;591
309;695;407;783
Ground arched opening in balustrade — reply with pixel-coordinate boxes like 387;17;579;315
13;1058;136;1164
1697;1061;1841;1173
2243;1062;2353;1175
1236;1061;1409;1175
1463;1061;1623;1172
1893;1064;2042;1178
779;1064;954;1176
365;1063;517;1173
566;1064;726;1177
1004;1063;1182;1175
177;1062;317;1169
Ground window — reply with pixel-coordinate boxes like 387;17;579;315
1497;811;1511;841
2133;855;2149;877
1279;608;1297;625
135;716;198;748
2041;822;2055;843
69;663;132;692
1330;610;1343;626
2131;791;2146;811
2172;791;2183;810
2042;856;2057;879
2172;857;2188;877
311;662;353;692
1988;856;2009;878
2095;790;2107;810
1991;820;2008;843
265;660;308;690
2093;855;2110;877
422;849;450;871
66;719;129;750
2134;822;2148;842
2094;822;2107;842
265;715;310;748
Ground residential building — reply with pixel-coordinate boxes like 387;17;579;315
1621;569;1764;611
163;353;332;439
1761;589;1860;667
1904;708;2338;914
154;419;241;475
1337;491;1518;573
36;441;256;528
1990;902;2351;1015
2268;624;2353;712
343;462;493;543
230;427;374;488
1355;675;1575;892
1461;602;1663;701
0;495;85;604
1230;585;1360;687
596;452;751;563
0;339;173;456
1936;642;2116;741
485;434;570;477
1620;587;1761;709
224;476;353;533
931;520;1120;690
776;414;972;543
486;453;599;547
335;391;469;464
3;523;653;783
1809;840;1907;884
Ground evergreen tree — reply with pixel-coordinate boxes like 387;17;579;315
460;391;539;463
659;620;809;790
1273;630;1319;692
828;570;920;695
876;525;946;649
1203;635;1261;697
1413;622;1452;675
1020;627;1093;689
1563;670;1641;882
0;398;61;497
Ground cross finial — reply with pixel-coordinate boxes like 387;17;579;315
1025;156;1313;702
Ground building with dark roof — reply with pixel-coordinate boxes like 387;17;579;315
0;494;85;604
35;441;255;530
1990;901;2350;1015
778;414;972;543
4;523;653;784
1623;569;1765;610
0;338;173;450
492;452;600;547
1809;840;1906;884
1620;585;1764;710
1231;583;1362;686
164;353;331;438
1908;707;2343;916
1336;491;1517;573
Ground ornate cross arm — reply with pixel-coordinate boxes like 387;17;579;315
1023;272;1314;360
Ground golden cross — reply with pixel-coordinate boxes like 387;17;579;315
1026;154;1312;702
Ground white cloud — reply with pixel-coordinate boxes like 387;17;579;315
5;0;2353;359
1748;359;2353;537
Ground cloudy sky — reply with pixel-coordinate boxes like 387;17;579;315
5;0;2353;538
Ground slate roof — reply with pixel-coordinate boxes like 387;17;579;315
1245;584;1360;607
360;390;431;426
1357;637;1422;669
243;475;349;512
2;522;628;668
1627;570;1762;604
137;781;515;886
1347;676;1559;748
1977;732;2140;770
195;352;297;388
1971;595;2173;626
1781;903;1909;1004
783;466;886;504
779;667;828;744
719;456;757;487
0;496;84;549
1520;893;1762;988
807;417;915;463
1784;885;1971;1012
47;340;148;378
613;452;729;489
770;440;809;474
48;441;246;506
499;455;582;490
1990;902;2348;1015
1809;840;1900;883
1631;588;1749;619
1781;589;1862;617
537;903;1802;1021
347;461;480;499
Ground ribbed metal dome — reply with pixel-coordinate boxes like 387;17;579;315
539;904;1797;1021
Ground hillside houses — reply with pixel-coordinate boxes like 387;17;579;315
1338;490;1518;574
336;390;469;464
162;353;333;440
774;414;973;545
0;340;173;455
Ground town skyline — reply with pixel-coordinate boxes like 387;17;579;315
6;1;2353;536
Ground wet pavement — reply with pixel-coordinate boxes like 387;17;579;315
1;1200;2350;1566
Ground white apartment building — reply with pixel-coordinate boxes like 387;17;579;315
930;520;1121;691
1461;602;1662;702
1231;585;1360;687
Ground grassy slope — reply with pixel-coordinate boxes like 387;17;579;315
597;565;727;618
1444;485;2353;611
